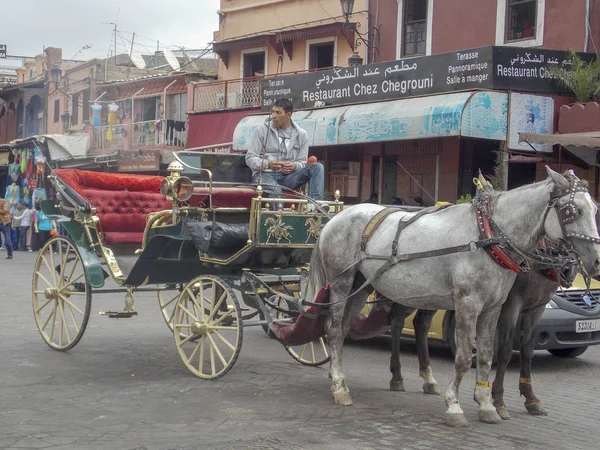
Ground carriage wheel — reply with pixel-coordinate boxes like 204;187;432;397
278;299;330;367
32;236;91;351
157;284;183;332
173;276;243;379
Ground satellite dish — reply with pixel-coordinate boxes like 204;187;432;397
130;50;146;69
163;49;181;71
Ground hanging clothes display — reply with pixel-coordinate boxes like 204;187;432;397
91;103;102;127
106;103;119;141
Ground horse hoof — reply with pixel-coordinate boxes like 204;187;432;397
478;409;503;424
445;413;469;428
390;380;405;392
333;392;353;406
422;383;441;395
525;402;548;416
496;405;510;420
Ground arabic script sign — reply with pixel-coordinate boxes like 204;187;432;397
260;46;594;112
0;45;6;59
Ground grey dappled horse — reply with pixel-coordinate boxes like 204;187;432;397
306;167;600;426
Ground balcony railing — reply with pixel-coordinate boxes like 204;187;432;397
191;67;340;113
89;119;186;154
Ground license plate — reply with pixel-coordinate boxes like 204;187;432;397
576;319;600;333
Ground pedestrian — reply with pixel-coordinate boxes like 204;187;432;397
0;197;13;259
12;201;32;251
34;203;56;252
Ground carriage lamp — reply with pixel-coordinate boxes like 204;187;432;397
160;176;193;202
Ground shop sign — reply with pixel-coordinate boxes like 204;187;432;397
0;45;6;58
260;46;594;112
118;150;160;172
0;151;9;166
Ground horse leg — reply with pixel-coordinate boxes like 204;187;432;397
414;309;440;395
520;306;548;416
327;278;367;406
389;303;407;392
444;306;478;427
492;296;521;420
473;307;503;425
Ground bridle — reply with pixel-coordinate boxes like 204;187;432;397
547;180;600;245
474;177;599;274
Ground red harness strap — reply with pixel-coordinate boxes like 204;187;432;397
475;201;522;273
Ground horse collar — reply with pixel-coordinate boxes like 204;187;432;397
475;196;523;273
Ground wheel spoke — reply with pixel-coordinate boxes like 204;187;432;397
209;337;216;376
48;248;58;286
212;330;237;352
64;299;81;334
207;290;227;322
58;243;66;285
212;308;234;326
198;335;206;374
174;324;192;329
298;344;307;360
58;299;71;345
59;294;84;316
198;282;207;321
319;338;329;356
35;271;54;289
207;333;228;367
309;342;316;363
35;297;54;314
208;325;238;331
60;273;84;292
64;254;79;287
177;302;198;323
184;339;201;365
178;331;200;347
41;301;58;332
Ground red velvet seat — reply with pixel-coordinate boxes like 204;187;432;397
189;187;257;209
54;169;171;245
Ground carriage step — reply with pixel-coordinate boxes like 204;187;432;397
99;311;139;318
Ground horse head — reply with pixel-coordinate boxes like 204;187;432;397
544;166;600;276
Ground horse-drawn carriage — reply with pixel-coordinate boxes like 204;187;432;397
32;153;342;378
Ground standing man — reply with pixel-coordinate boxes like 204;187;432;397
245;98;324;205
0;197;13;259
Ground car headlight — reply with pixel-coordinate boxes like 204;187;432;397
546;299;560;309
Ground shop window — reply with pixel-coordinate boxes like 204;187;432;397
82;90;90;122
71;93;79;125
505;0;537;41
308;40;335;70
53;99;59;123
402;0;427;57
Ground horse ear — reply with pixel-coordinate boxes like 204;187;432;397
545;165;569;189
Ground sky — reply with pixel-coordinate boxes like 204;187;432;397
1;0;220;65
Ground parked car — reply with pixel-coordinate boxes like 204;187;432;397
398;273;600;358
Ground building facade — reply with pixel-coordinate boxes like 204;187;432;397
188;0;600;205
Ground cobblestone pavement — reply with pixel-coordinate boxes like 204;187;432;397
1;252;599;449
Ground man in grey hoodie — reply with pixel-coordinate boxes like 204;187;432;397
245;98;324;205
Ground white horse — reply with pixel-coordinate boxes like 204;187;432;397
305;167;600;426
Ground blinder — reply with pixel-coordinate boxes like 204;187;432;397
550;180;600;245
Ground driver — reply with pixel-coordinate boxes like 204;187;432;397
245;98;324;205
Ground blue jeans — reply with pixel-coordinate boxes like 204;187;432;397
18;226;29;250
252;163;325;201
0;223;13;257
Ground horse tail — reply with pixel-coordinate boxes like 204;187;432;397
304;239;327;303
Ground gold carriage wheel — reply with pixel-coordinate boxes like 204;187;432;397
32;236;92;351
277;269;330;367
157;285;183;332
172;275;243;379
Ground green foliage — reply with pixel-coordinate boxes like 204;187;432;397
486;149;506;191
547;49;600;102
456;194;472;204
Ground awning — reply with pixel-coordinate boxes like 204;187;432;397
232;91;508;150
11;134;91;161
519;131;600;166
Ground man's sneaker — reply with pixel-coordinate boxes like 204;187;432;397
6;255;12;259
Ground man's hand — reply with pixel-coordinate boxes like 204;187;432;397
281;161;295;173
268;160;283;170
